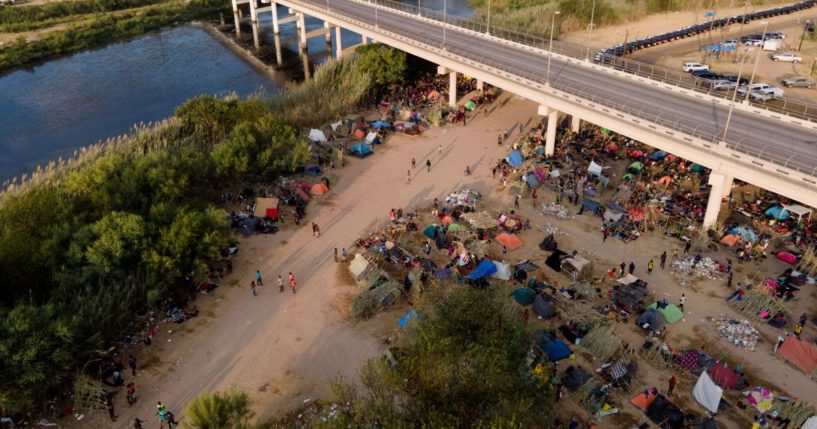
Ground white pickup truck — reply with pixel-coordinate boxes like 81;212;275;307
736;83;784;98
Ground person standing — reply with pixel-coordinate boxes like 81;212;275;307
667;375;677;396
278;275;284;293
619;262;626;277
334;248;339;263
684;240;691;254
411;158;416;169
126;382;137;405
629;262;635;275
341;248;347;262
497;133;503;146
679;294;686;313
660;251;667;269
134;418;144;429
128;355;137;376
514;195;520;209
727;272;733;289
289;272;296;294
438;144;443;155
255;270;263;286
406;169;411;184
647;260;654;275
426;159;431;172
106;397;117;422
531;189;538;207
250;281;257;296
602;228;609;242
158;408;168;429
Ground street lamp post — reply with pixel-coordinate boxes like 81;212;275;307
722;47;749;146
585;0;596;60
487;0;491;34
798;19;811;52
442;0;447;50
547;10;560;86
417;0;420;16
744;21;769;104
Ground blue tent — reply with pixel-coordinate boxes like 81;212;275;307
582;199;601;214
511;287;536;305
371;137;382;145
423;224;441;238
764;206;789;221
350;143;373;158
506;150;524;167
369;120;390;129
727;225;758;242
543;339;572;361
304;165;322;176
651;151;667;161
398;309;420;329
433;268;452;279
525;174;540;188
467;258;498;280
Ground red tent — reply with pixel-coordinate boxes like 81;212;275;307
775;252;798;265
707;362;739;390
777;336;817;374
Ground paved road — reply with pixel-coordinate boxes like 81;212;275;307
293;0;817;178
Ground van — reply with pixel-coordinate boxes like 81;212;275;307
763;39;780;51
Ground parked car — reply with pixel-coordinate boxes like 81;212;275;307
772;52;802;62
723;39;739;45
722;74;749;86
737;83;784;98
767;31;787;39
781;76;816;88
683;62;709;72
749;91;776;102
691;70;722;80
712;79;738;90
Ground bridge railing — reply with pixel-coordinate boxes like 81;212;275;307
365;0;817;124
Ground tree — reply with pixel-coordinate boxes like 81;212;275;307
183;389;254;429
354;44;407;86
324;287;553;428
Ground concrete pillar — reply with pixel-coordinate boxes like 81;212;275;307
271;2;280;34
702;172;734;229
232;0;241;36
302;51;311;80
571;115;581;133
273;33;283;65
324;22;332;45
249;0;260;49
297;12;307;51
449;71;457;107
538;105;559;156
476;79;484;91
361;34;367;44
334;26;343;57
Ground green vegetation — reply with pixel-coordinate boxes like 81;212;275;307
0;0;226;70
183;389;255;429
0;0;171;32
354;44;407;86
0;56;373;415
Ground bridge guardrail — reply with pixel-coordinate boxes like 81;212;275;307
286;0;817;183
364;0;817;124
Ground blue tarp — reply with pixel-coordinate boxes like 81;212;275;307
369;120;390;129
433;268;453;279
511;287;536;305
543;339;572;361
764;206;790;221
651;151;667;161
526;174;539;188
506;150;524;167
398;309;419;329
467;258;498;280
350;143;373;157
371;137;382;145
304;165;322;176
727;226;758;242
583;199;601;214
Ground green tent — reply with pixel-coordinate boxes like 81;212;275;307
448;223;464;231
464;100;477;111
690;163;704;173
511;288;536;306
647;302;684;324
628;161;644;171
622;173;633;181
601;128;611;136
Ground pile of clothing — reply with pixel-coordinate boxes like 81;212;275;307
713;318;760;351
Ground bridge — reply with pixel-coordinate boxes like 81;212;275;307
231;0;817;227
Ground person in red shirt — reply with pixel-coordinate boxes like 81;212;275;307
668;375;677;396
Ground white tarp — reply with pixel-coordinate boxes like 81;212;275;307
330;121;342;131
491;261;512;280
348;254;372;281
588;161;603;176
365;132;378;143
308;128;327;142
801;416;817;429
550;169;561;178
693;372;723;414
617;273;640;285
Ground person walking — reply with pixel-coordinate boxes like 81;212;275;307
602;228;609;242
289;272;296;294
679;294;686;313
105;398;117;422
158;408;168;429
727;272;733;289
126;382;137;405
341;248;347;262
411;158;416;169
438;144;443;155
255;270;263;286
660;251;667;269
406;169;411;184
647;260;654;275
426;159;431;172
312;222;320;237
250;281;257;297
128;355;137;376
497;133;503;146
667;375;677;396
134;418;144;429
531;189;538;207
629;262;635;275
278;275;284;293
514;195;520;209
683;240;691;254
619;262;626;277
334;248;339;263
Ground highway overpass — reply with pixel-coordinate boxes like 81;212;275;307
234;0;817;226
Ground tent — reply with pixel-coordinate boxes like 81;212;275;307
348;254;373;281
582;199;602;214
720;234;740;247
369;120;389;129
693;372;723;414
542;339;572;361
464;100;477;111
310;183;329;195
691;163;705;172
802;416;817;429
658;176;673;185
525;174;539;187
237;216;260;236
727;225;758;242
777;335;817;374
646;395;685;429
349;143;373;157
776;252;798;265
628;161;644;171
533;295;556;318
441;215;455;226
511;287;535;305
539;235;558;251
515;260;539;272
651;151;667;161
308;128;327;142
423;224;442;238
253;197;279;219
495;233;523;250
506;150;524;167
588;161;603;176
492;261;512;280
631;391;657;411
399;309;420;329
607;143;619;152
467;258;498;280
545;250;568;272
647;302;684;324
561;366;592;392
707;362;740;390
365;131;379;143
636;309;665;330
765;205;790;220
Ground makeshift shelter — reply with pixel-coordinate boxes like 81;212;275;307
628;161;644;172
727;225;758;242
349;143;373;157
539;234;558;251
467;258;498;280
545;250;568;272
747;387;774;413
464;100;477;111
631;391;657;411
637;309;665;330
602;359;636;387
349;254;374;281
310;183;329;195
561;255;593;280
495;233;523;250
720;234;740;247
398;309;419;329
511;287;535;305
646;395;684;429
237;216;260;236
253;197;279;220
516;260;539;272
365;131;379;144
707;362;741;390
506;150;524;167
765;205;790;220
693;372;723;414
776;252;798;265
533;295;556;318
561;366;593;392
461;211;497;229
786;204;812;222
538;337;572;362
651;151;667;161
777;335;817;374
492;261;512;280
647;302;684;324
441;215;455;226
308;128;327;142
582;199;602;215
423;224;442;238
679;349;716;375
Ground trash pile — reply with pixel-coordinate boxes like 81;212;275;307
713;317;760;351
670;256;723;281
445;188;481;210
540;202;574;219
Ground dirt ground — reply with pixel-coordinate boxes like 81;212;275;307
68;92;817;429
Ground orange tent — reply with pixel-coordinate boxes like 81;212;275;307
630;391;657;411
428;90;441;100
441;216;455;226
310;183;329;195
353;129;366;139
495;233;523;250
777;335;817;374
720;234;740;247
658;176;673;185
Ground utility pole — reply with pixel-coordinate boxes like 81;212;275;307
798;19;811;52
585;0;596;60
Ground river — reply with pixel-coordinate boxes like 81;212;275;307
0;0;473;182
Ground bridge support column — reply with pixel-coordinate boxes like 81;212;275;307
297;12;307;51
231;0;241;36
449;71;457;107
334;26;343;57
476;79;484;91
271;2;280;34
538;105;559;156
361;34;367;44
702;172;734;229
249;0;260;49
324;22;332;45
571;115;581;133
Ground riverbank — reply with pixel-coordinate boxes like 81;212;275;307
197;21;281;83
